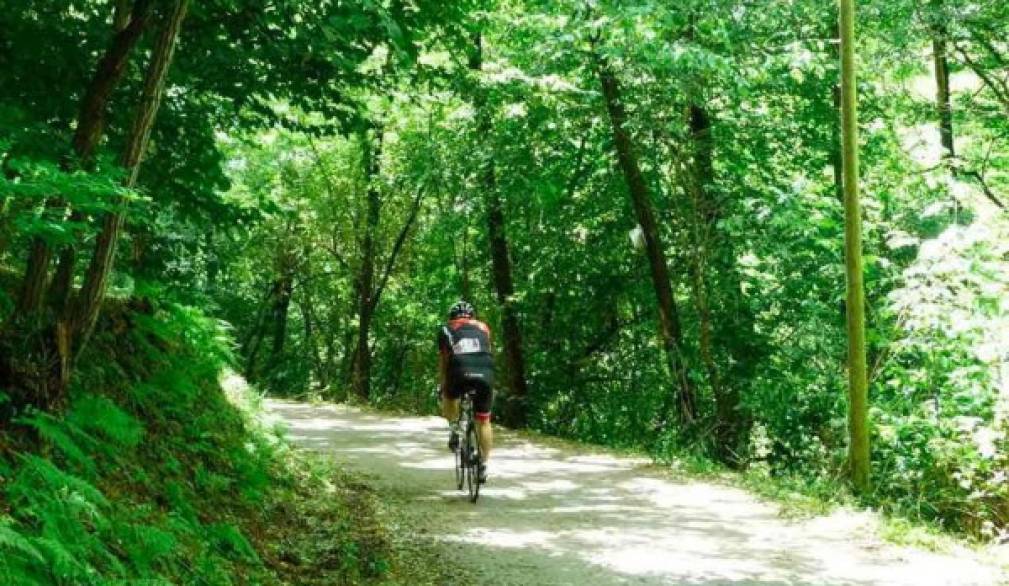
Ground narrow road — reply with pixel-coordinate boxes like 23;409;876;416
264;400;1005;586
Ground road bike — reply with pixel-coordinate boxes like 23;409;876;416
453;389;482;503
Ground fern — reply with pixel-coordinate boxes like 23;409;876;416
9;454;109;511
115;522;176;576
32;535;90;581
207;523;260;563
0;517;45;565
67;395;143;449
16;411;97;474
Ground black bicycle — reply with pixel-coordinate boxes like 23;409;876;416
453;389;482;502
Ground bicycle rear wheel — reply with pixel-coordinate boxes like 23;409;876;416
465;421;481;502
454;426;465;490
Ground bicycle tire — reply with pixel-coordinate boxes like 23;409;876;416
454;426;465;490
466;419;481;502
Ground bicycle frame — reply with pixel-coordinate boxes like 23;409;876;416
453;390;481;502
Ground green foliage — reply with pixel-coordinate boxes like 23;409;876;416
0;301;388;583
3;0;1009;554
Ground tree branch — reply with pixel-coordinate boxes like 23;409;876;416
372;184;427;309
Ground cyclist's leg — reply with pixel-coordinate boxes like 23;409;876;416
476;419;493;462
473;382;494;463
441;382;461;423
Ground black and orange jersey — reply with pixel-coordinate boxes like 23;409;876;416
438;318;495;387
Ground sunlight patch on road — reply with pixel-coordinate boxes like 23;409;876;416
445;528;558;550
267;400;1009;586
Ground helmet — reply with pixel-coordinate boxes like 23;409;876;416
449;301;475;320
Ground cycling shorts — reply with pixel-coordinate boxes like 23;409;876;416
445;377;493;421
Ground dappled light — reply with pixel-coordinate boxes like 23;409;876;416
6;0;1009;582
268;400;1004;585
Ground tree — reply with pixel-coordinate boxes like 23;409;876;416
591;36;696;424
469;32;530;426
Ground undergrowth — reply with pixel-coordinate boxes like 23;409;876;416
0;299;392;584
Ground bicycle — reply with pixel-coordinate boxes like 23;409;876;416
453;389;482;502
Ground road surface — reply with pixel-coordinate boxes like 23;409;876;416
264;400;1006;586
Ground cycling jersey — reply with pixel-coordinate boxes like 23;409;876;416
438;317;495;418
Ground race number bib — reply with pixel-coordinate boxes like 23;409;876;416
453;338;482;354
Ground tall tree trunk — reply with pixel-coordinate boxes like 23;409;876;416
932;22;956;163
242;285;276;380
299;293;326;388
840;0;871;493
486;186;530;425
592;45;696;423
270;272;294;358
68;0;190;363
351;129;382;401
686;105;726;431
686;103;758;462
470;33;530;426
17;0;154;314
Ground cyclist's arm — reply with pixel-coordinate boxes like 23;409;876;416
438;350;448;395
437;332;449;395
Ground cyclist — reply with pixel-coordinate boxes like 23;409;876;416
438;301;494;484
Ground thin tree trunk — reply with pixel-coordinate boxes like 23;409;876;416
69;0;190;362
686;102;758;461
50;238;78;312
486;187;530;424
242;285;276;380
351;129;382;401
299;293;326;388
270;272;294;358
932;20;956;163
592;44;696;423
687;106;724;419
840;0;871;493
470;33;530;426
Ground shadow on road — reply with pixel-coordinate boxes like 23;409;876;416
264;400;1003;586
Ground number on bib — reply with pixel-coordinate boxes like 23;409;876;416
453;338;481;354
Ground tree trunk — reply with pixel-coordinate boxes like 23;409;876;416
686;103;759;462
932;24;956;162
299;293;326;388
69;0;189;360
270;272;294;358
839;0;871;493
242;286;275;380
487;187;530;425
50;233;78;312
71;0;156;165
17;0;154;315
470;33;530;426
592;45;696;423
351;129;382;401
18;239;53;314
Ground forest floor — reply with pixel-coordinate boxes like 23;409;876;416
263;400;1008;586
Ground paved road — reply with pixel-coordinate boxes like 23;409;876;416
264;400;1006;586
